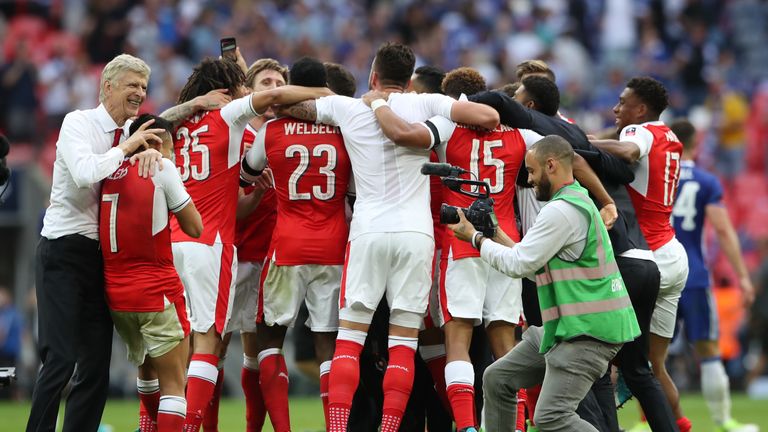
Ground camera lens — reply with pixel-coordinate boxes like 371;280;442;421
439;204;460;224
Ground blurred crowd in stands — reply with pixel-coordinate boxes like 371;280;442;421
1;0;768;396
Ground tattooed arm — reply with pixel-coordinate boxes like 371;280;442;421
161;89;232;128
274;99;318;122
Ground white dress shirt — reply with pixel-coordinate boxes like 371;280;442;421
480;199;589;279
41;104;128;240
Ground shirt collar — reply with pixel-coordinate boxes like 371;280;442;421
94;103;123;134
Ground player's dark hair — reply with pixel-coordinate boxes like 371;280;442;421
130;113;174;136
178;58;246;104
670;118;696;151
413;65;445;94
495;83;520;98
324;62;357;97
442;67;486;99
626;76;669;116
530;135;574;167
521;76;560;117
516;59;556;82
289;57;327;87
373;42;415;88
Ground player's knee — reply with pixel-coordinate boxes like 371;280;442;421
482;361;512;397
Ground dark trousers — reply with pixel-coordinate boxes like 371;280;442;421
26;235;113;432
577;256;678;432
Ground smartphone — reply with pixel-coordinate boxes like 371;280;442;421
220;37;237;61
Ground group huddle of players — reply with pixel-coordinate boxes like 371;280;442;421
99;40;756;432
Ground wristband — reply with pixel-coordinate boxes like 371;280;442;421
471;231;484;250
370;99;388;112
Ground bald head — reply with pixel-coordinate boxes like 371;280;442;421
530;135;574;168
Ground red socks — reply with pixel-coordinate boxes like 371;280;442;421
526;384;542;427
202;366;224;431
516;388;527;432
328;329;367;432
445;360;476;429
320;360;332;428
242;355;266;432
381;337;418;432
158;395;186;431
419;344;451;413
138;379;160;432
677;417;692;432
184;353;219;431
258;348;291;432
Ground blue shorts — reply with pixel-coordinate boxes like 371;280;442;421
676;287;719;342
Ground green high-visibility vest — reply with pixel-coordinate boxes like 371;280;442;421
535;182;640;353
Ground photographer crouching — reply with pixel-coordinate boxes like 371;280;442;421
446;135;640;432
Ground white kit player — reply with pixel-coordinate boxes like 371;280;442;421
279;42;500;432
591;76;691;431
167;57;332;431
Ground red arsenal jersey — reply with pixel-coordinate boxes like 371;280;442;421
250;118;351;265
100;158;191;312
171;96;256;245
621;121;683;250
429;151;445;251
441;124;529;259
235;126;277;262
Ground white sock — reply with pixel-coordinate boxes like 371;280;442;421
701;358;731;425
445;360;474;387
158;395;187;419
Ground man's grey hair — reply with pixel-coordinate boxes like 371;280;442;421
99;54;151;103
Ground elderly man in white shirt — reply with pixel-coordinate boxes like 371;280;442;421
27;53;229;432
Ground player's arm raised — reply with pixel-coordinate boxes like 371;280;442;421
589;139;641;164
706;204;755;306
160;89;232;128
250;86;333;116
449;100;500;131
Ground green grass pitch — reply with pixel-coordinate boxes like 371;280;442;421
1;394;766;431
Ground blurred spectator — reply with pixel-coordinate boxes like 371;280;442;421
38;43;73;137
707;77;749;181
0;39;38;144
0;285;22;399
747;238;768;386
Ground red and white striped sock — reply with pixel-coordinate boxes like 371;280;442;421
258;348;291;432
516;388;527;431
138;378;160;432
202;364;224;432
242;355;266;432
419;344;451;414
381;336;418;432
328;328;367;432
183;353;219;432
157;395;186;432
445;360;476;430
319;360;332;429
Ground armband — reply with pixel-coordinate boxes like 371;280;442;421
471;231;484;250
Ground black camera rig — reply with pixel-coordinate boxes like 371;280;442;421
421;162;498;238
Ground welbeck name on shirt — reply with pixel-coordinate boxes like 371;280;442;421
283;122;340;136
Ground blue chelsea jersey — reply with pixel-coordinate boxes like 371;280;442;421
671;160;724;289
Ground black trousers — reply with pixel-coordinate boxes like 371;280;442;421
577;256;679;432
26;235;113;432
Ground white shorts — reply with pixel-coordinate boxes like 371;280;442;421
258;261;341;332
228;260;265;333
172;241;237;335
341;232;434;318
437;254;523;327
650;237;689;338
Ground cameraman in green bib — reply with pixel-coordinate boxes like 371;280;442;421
449;135;640;432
